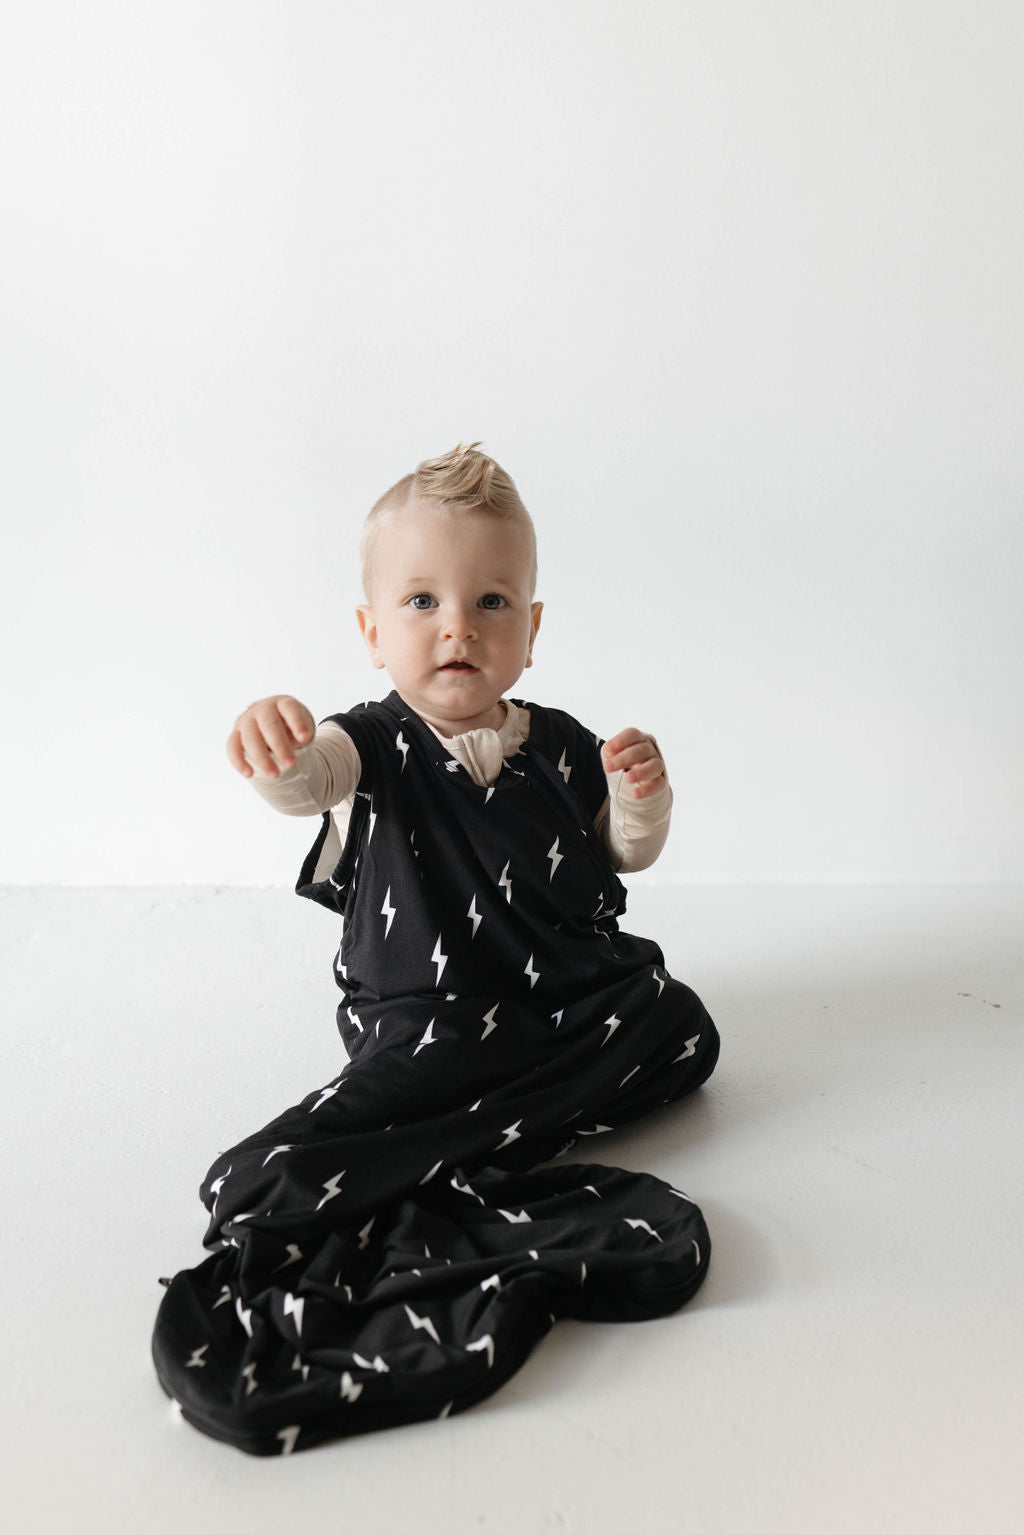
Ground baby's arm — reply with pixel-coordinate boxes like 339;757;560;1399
226;696;361;814
596;728;673;873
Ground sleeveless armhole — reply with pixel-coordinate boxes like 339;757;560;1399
294;709;375;912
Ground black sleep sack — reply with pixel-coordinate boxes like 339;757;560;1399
151;692;720;1454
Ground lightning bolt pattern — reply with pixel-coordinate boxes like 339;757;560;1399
153;691;718;1456
315;1171;346;1210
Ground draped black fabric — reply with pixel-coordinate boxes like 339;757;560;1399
152;694;720;1454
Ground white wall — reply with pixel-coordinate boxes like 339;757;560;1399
2;0;1022;885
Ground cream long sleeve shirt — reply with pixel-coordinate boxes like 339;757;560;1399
247;699;672;874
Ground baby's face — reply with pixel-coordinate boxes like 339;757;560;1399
356;499;542;736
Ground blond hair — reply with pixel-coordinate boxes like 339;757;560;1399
360;441;537;595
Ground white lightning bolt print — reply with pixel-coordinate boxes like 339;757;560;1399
497;860;513;903
467;894;482;939
466;1334;496;1368
261;1145;293;1167
524;953;540;989
451;1175;486;1204
395;730;409;772
673;1034;700;1062
208;1167;231;1210
309;1081;341;1114
557;747;571;784
316;1171;346;1210
404;1304;441;1346
430;935;448;985
601;1014;622;1047
546;837;563;881
272;1244;304;1272
339;1372;363;1403
185;1345;209;1369
353;1353;389;1373
495;1119;523;1150
481;1004;499;1040
277;1425;301;1456
625;1218;663;1242
413;1018;438;1057
380;886;397;938
283;1292;305;1336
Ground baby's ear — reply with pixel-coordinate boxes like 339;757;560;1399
355;605;386;669
526;600;543;665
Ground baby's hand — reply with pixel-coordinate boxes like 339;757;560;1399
601;728;668;800
226;696;316;779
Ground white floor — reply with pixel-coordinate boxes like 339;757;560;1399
2;884;1022;1534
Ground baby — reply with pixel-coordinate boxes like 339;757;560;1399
152;442;719;1456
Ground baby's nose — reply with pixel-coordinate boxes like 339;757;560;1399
443;606;478;640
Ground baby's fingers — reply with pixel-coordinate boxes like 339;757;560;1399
601;728;667;798
601;728;658;774
226;726;254;777
621;756;667;798
601;731;634;773
227;696;314;779
279;697;315;748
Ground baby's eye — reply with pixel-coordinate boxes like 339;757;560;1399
407;594;437;610
478;593;507;610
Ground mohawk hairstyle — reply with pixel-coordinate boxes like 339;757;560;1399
360;441;537;595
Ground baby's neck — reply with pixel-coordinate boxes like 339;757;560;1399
416;698;509;740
